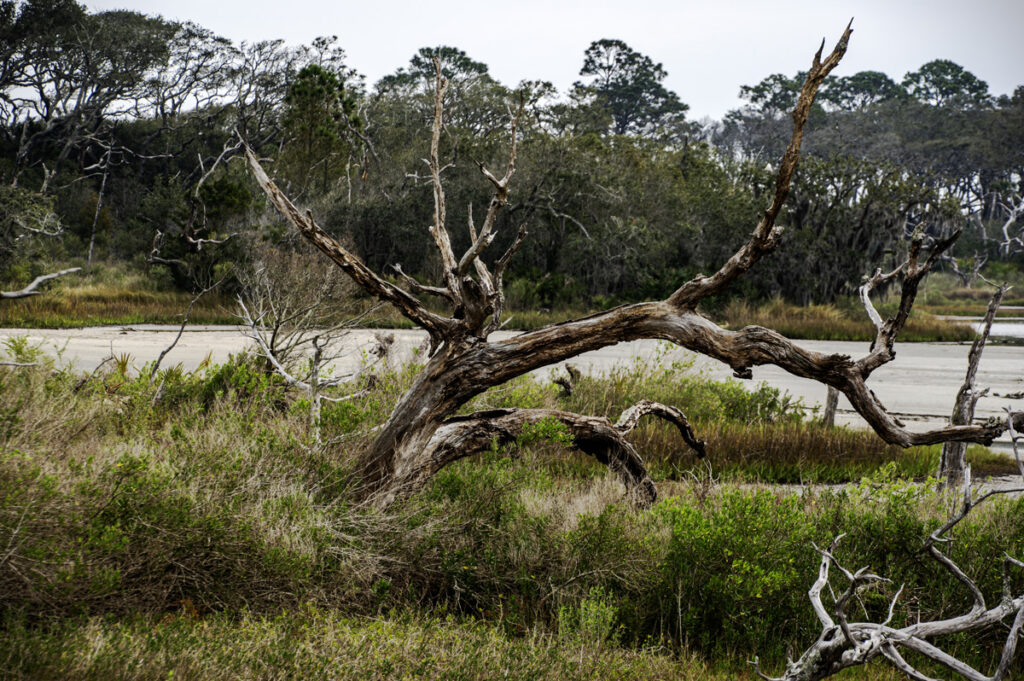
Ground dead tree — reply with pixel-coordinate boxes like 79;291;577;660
245;23;1020;509
237;288;388;446
751;462;1024;681
939;283;1009;486
940;252;987;288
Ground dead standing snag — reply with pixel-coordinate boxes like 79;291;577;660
246;23;1018;509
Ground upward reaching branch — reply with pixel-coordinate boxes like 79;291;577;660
426;59;460;296
668;20;853;308
244;145;456;344
458;101;519;276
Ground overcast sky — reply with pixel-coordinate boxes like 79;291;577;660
87;0;1024;121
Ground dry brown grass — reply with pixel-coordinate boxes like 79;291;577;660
717;298;975;342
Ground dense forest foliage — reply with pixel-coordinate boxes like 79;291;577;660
3;0;1022;308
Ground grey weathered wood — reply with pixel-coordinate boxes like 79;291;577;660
939;284;1007;486
0;267;80;299
821;386;838;428
752;474;1024;681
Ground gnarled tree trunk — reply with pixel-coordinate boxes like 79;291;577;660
246;23;1021;509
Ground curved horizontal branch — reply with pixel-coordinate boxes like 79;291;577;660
414;405;706;507
0;267;81;299
472;300;1017;448
615;399;706;458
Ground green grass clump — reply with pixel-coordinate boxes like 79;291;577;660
0;608;738;681
0;264;239;327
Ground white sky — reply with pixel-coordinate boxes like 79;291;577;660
87;0;1024;120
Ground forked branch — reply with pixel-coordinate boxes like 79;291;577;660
244;145;456;344
755;471;1024;681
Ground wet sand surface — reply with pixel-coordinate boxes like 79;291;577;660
2;324;1021;452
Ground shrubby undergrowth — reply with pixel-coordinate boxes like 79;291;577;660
1;347;1020;678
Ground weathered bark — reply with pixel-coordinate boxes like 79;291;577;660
753;472;1024;681
363;400;704;508
821;386;839;428
939;285;1007;486
245;22;1023;509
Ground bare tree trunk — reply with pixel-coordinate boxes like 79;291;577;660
821;386;838;428
939;284;1007;486
310;337;323;446
87;149;111;269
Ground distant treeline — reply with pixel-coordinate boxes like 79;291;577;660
3;0;1022;305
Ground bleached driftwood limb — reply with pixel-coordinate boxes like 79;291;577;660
0;267;81;299
752;468;1024;681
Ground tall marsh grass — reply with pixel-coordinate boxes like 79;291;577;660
718;297;975;342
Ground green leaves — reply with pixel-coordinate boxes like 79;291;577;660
903;59;991;109
574;39;689;138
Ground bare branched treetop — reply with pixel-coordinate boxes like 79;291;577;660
246;22;1023;509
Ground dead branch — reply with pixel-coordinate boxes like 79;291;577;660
392;263;455;302
756;472;1024;680
941;253;987;288
149;278;223;383
458;102;519;276
614;398;706;458
554;363;581;397
0;267;81;299
147;230;188;270
426;59;461;297
244;145;455;346
996;192;1024;256
668;19;853;308
939;283;1009;485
